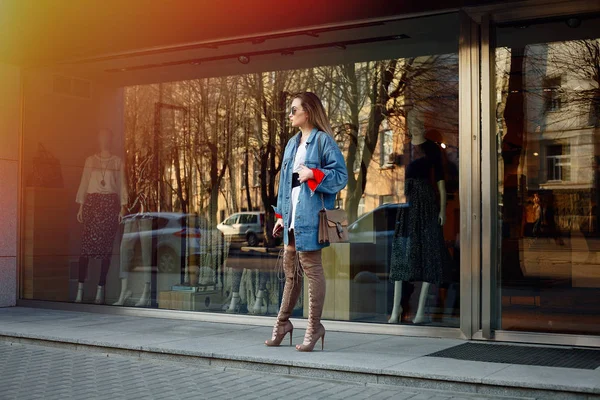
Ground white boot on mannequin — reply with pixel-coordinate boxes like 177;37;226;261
75;283;84;303
412;282;431;324
135;282;151;307
119;216;153;307
388;281;403;323
112;278;132;306
388;281;431;324
226;292;241;313
94;286;105;304
252;289;268;315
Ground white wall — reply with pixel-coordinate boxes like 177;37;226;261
0;63;21;307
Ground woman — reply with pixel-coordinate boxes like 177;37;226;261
265;92;347;352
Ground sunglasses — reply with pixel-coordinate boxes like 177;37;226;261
290;106;303;115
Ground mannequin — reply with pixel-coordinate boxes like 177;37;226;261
112;152;155;307
224;269;269;314
113;206;153;307
75;129;127;304
388;126;452;324
223;255;271;314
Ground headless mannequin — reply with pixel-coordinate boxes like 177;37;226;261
388;129;448;324
75;129;126;304
113;152;154;307
113;202;153;307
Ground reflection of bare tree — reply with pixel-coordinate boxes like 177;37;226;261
242;115;253;211
533;40;600;129
155;101;189;213
188;77;243;226
124;55;459;228
244;71;301;246
326;56;458;222
496;39;600;283
124;85;160;214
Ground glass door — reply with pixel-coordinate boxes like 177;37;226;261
493;14;600;336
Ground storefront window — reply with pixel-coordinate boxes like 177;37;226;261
495;15;600;335
21;13;460;327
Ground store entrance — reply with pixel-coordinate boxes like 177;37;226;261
493;14;600;336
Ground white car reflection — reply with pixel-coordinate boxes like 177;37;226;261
121;212;225;274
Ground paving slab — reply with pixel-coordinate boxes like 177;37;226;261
342;335;462;356
483;364;600;393
290;349;420;373
382;357;511;383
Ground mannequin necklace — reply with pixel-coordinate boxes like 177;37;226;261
98;155;111;187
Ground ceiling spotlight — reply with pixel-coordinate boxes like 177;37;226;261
393;34;410;40
335;44;347;50
440;143;447;149
190;61;201;65
281;50;294;56
238;55;250;64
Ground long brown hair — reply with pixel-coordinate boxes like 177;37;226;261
292;92;334;136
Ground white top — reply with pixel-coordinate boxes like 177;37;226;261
76;154;128;205
289;141;307;231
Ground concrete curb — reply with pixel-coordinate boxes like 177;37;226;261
1;332;598;400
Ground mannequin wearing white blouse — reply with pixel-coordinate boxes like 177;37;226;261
75;155;127;207
75;129;127;304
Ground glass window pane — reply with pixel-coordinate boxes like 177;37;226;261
21;12;460;328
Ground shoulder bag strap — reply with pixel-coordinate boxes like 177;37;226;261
317;133;326;210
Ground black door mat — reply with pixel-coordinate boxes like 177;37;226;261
426;343;600;370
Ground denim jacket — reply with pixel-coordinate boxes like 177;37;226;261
272;128;348;251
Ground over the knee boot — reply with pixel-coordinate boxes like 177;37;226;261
296;250;326;352
265;246;301;346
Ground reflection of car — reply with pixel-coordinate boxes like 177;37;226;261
217;212;265;246
347;203;407;273
348;203;407;244
122;212;225;273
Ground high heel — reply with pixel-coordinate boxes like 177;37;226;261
252;290;268;315
135;283;151;307
112;290;132;306
74;283;84;303
265;320;294;347
263;240;302;347
226;292;241;313
296;323;325;352
94;285;105;305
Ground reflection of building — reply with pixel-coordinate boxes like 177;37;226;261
497;41;600;233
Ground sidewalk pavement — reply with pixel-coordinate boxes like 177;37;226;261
0;341;522;400
0;307;599;400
